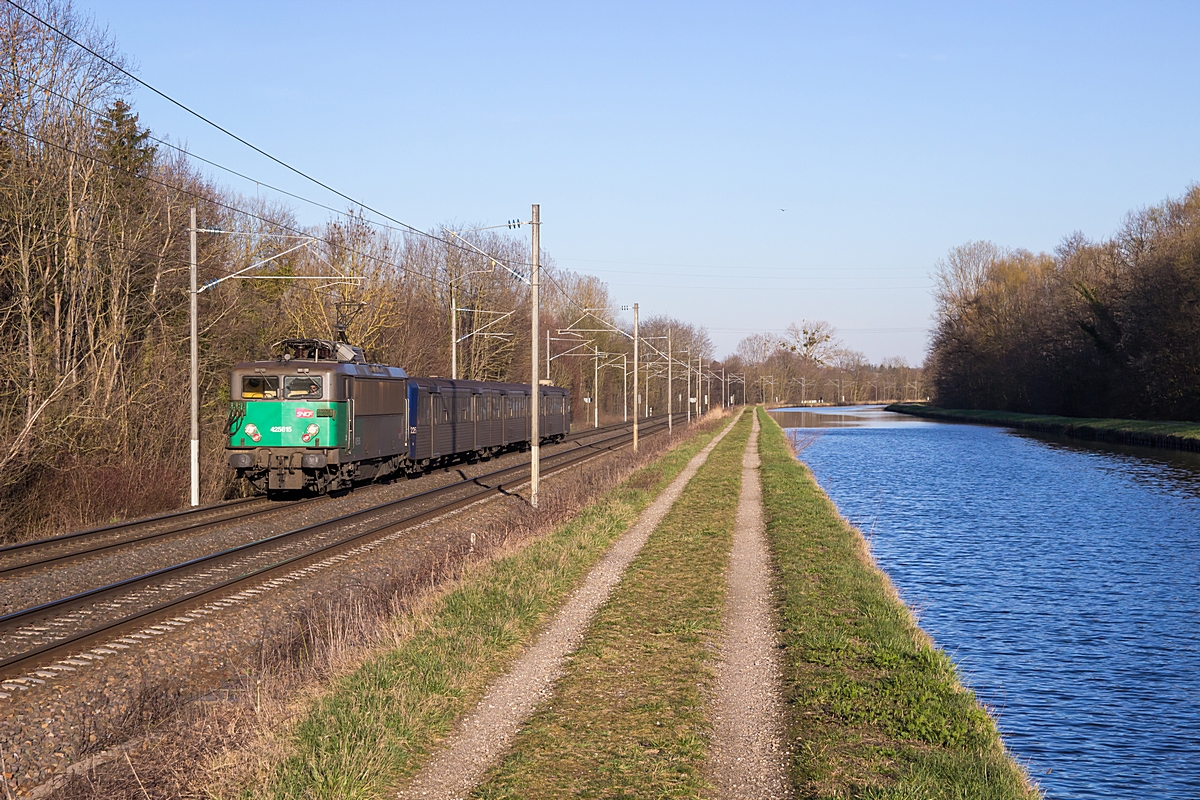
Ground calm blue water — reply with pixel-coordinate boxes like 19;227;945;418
775;407;1200;799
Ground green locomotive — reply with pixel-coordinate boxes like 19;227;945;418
226;338;569;494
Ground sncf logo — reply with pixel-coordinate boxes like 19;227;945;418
295;408;315;418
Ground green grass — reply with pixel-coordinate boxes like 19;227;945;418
887;403;1200;449
757;407;1037;799
472;411;753;799
247;424;724;800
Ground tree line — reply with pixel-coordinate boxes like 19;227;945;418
928;186;1200;421
719;322;925;407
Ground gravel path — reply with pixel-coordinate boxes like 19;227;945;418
398;411;743;800
707;411;791;798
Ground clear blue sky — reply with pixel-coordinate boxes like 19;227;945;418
85;1;1200;363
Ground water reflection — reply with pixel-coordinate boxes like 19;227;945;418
770;405;937;429
772;407;1200;799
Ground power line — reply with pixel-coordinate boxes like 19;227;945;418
2;0;515;268
558;256;927;273
0;214;189;268
0;63;441;244
599;281;934;291
0;121;452;287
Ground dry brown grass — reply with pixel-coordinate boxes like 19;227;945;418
0;455;188;546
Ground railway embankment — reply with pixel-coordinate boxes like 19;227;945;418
887;402;1200;452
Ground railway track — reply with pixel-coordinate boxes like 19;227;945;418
0;414;680;680
0;416;664;579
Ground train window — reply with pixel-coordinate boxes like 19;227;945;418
284;376;323;399
242;376;279;399
458;395;471;423
479;394;490;421
417;393;430;425
434;395;450;424
342;376;353;400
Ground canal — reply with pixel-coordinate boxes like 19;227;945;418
771;406;1200;799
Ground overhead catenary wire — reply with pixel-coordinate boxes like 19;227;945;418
2;0;524;271
0;63;435;244
0;121;454;289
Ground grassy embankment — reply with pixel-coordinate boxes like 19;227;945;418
887;402;1200;452
236;418;727;799
472;411;753;798
758;407;1037;798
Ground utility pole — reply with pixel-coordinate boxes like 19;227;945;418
644;356;650;418
623;354;628;422
530;204;540;508
705;362;711;414
546;329;550;382
721;367;725;409
632;303;639;451
593;346;599;428
450;292;457;380
685;351;691;424
667;331;672;431
189;208;199;507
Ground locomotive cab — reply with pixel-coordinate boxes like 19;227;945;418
225;338;408;494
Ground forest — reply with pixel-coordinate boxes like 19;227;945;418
928;186;1200;422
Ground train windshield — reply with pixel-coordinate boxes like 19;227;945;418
242;376;279;399
284;375;323;399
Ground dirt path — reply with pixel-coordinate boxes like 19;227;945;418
707;411;791;798
398;411;743;800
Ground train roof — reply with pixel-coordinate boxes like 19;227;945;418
409;377;568;395
232;360;409;379
232;338;407;378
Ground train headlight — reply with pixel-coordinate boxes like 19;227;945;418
301;422;319;443
244;423;261;442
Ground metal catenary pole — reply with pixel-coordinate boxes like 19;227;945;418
450;291;457;380
632;303;639;451
530;204;540;508
189;208;199;507
593;346;599;428
623;353;628;422
686;351;692;424
667;330;672;431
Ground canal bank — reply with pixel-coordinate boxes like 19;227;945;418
886;402;1200;452
756;408;1037;798
774;404;1200;799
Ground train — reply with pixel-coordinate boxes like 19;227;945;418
225;338;571;494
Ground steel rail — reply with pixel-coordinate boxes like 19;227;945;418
0;495;268;557
0;415;681;677
0;415;667;577
0;497;319;579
